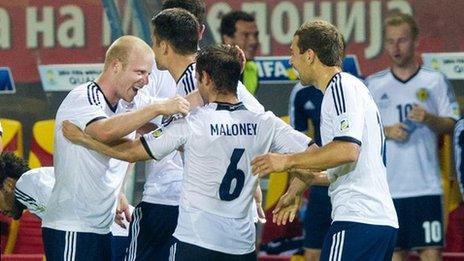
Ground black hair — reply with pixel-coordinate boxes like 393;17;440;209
196;44;241;95
220;11;255;39
151;8;199;55
0;152;29;186
162;0;206;25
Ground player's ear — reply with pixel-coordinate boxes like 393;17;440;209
306;49;316;65
161;41;169;55
198;24;206;41
3;177;16;192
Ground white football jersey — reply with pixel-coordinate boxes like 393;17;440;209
366;67;460;198
134;60;183;206
141;102;309;254
43;82;133;234
321;72;398;228
15;167;54;219
135;62;265;206
454;118;464;200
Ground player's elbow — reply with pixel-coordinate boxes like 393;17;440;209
340;142;360;164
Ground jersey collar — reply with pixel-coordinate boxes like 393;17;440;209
214;102;247;111
92;81;118;113
390;66;421;84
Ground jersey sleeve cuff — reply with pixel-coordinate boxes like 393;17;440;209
140;136;157;160
85;116;107;127
333;136;362;146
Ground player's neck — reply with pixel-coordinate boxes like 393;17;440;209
316;66;342;94
391;61;420;81
168;54;197;82
94;75;118;106
213;93;239;105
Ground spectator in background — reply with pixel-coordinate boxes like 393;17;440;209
288;83;331;261
220;11;260;95
366;13;459;261
455;117;464;201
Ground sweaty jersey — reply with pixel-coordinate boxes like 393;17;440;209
141;102;309;254
455;118;464;201
366;67;460;198
321;72;398;228
134;62;265;206
289;83;323;146
43;82;133;234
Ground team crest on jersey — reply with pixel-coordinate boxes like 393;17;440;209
378;93;390;108
151;128;163;138
416;88;429;102
339;119;350;132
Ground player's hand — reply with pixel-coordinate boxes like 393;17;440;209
115;193;131;229
384;123;408;142
251;153;289;177
408;104;429;123
158;95;190;116
272;191;301;226
254;185;266;224
62;120;87;145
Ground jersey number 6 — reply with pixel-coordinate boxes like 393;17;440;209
219;148;245;201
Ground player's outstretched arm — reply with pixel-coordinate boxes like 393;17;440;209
85;96;190;143
252;141;359;177
62;121;150;163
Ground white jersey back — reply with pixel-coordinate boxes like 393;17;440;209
15;167;54;219
43;82;132;234
366;68;460;198
135;62;264;206
141;102;309;254
321;72;398;228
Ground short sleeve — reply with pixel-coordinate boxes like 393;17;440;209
237;81;265;113
327;75;363;145
140;118;190;160
269;113;311;153
63;89;108;130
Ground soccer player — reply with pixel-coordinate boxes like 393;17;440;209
0;152;133;261
251;20;399;261
220;11;260;95
289;82;331;261
61;44;310;260
455;117;464;202
41;35;189;261
127;5;265;260
366;13;459;261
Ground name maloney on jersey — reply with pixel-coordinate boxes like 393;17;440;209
210;123;257;136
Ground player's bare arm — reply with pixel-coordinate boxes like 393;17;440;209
251;141;359;177
85;96;190;143
62;120;151;163
408;104;455;134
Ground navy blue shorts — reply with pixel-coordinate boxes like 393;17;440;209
111;233;131;261
393;195;444;250
125;202;179;261
42;227;111;261
320;221;397;261
169;237;257;261
304;186;332;249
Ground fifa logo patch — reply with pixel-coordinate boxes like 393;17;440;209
152;128;163;138
416;88;429;102
339;119;350;132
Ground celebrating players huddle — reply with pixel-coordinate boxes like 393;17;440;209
3;1;462;261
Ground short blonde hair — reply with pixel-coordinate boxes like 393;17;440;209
103;35;151;71
384;13;419;40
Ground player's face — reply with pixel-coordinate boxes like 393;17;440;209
0;178;22;219
152;35;167;70
227;20;259;60
384;23;417;68
116;50;153;102
290;36;312;85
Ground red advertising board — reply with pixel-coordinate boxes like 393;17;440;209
1;0;463;83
